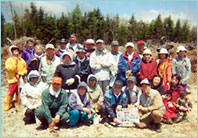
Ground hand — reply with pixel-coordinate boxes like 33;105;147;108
54;115;61;124
126;70;132;78
187;108;192;112
168;102;173;108
116;105;122;110
113;118;119;125
138;105;143;110
101;64;109;69
95;62;101;65
82;108;91;114
88;114;92;119
48;121;56;131
65;78;75;86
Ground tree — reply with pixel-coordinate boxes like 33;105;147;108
181;20;191;42
163;16;174;41
1;13;5;46
128;14;137;41
190;26;197;42
153;14;165;39
116;24;128;46
173;19;182;42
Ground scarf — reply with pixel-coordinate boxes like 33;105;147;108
49;85;61;98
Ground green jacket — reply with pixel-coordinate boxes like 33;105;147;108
41;88;69;122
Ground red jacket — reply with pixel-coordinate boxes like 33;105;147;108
164;83;184;102
138;58;157;81
162;97;177;118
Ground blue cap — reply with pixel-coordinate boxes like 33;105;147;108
27;39;34;43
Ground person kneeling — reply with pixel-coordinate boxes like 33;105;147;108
68;82;94;126
35;77;70;131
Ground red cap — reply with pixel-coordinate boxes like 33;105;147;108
137;40;145;45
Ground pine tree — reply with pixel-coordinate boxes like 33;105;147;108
181;20;190;42
153;14;165;39
128;14;137;41
190;26;197;42
163;16;174;41
173;19;182;42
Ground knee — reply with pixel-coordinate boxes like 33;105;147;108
69;109;80;118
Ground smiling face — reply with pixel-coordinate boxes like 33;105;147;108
70;34;77;43
96;42;104;52
152;76;161;87
12;49;20;57
27;42;34;50
77;51;86;60
79;86;87;96
126;46;134;55
143;54;151;62
46;48;54;59
89;79;96;87
63;55;71;64
113;86;122;95
178;50;186;58
159;54;166;60
52;83;61;92
171;76;179;86
138;44;145;54
30;77;38;84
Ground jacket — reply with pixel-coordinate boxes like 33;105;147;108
66;42;82;53
40;87;69;123
151;84;165;95
162;97;177;119
5;57;27;84
20;71;48;109
104;88;128;119
118;51;141;84
21;47;35;72
39;55;61;83
157;58;172;86
164;83;184;102
138;58;157;81
87;74;104;109
90;49;113;81
172;56;191;84
74;56;91;82
68;82;91;111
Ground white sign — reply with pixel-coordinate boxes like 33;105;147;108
116;107;140;124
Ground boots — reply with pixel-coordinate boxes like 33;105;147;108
4;95;12;111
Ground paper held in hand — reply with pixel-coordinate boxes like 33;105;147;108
116;107;140;124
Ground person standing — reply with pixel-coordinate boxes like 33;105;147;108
137;40;146;59
84;39;95;57
66;33;82;53
55;38;67;58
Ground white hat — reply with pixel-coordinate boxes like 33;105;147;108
140;78;150;85
9;45;20;55
45;44;55;50
85;39;95;45
61;51;73;61
159;48;168;54
28;70;40;80
177;45;187;53
143;48;152;55
125;42;134;48
96;39;104;44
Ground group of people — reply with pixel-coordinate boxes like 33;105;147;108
4;33;192;132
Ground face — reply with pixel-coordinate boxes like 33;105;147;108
178;51;186;58
142;84;151;96
12;49;20;57
30;77;38;84
183;95;188;100
89;79;96;87
127;81;135;90
79;86;86;95
86;44;94;50
159;54;166;59
138;44;145;54
113;86;122;95
171;76;179;86
111;45;119;53
78;52;85;60
52;83;61;92
63;55;71;64
35;47;43;56
27;42;34;50
126;47;134;54
166;94;172;101
96;42;104;51
70;34;77;43
60;43;66;49
46;48;54;58
143;54;151;62
152;77;161;87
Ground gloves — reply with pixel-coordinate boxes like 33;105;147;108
75;75;81;83
65;78;75;86
179;106;186;111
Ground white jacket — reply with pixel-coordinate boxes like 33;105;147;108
90;49;116;81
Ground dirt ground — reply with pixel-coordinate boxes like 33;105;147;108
1;71;197;137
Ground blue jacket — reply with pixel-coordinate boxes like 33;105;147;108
104;89;128;119
117;51;141;84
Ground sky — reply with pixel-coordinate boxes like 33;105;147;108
1;0;197;26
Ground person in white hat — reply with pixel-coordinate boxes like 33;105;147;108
135;78;165;132
156;48;172;86
54;51;80;94
90;39;113;94
117;42;141;85
172;45;191;90
84;39;95;57
39;44;61;84
137;48;157;83
66;33;83;54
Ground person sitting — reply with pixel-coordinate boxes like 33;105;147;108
86;74;104;112
151;75;165;96
156;48;172;86
4;45;27;111
28;44;44;71
137;48;157;83
68;82;94;126
174;90;192;123
20;70;48;124
99;80;128;125
162;90;177;124
35;77;70;131
164;74;184;102
74;47;91;82
123;76;142;107
118;42;141;85
172;45;191;90
136;79;165;132
54;51;80;94
55;38;67;58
